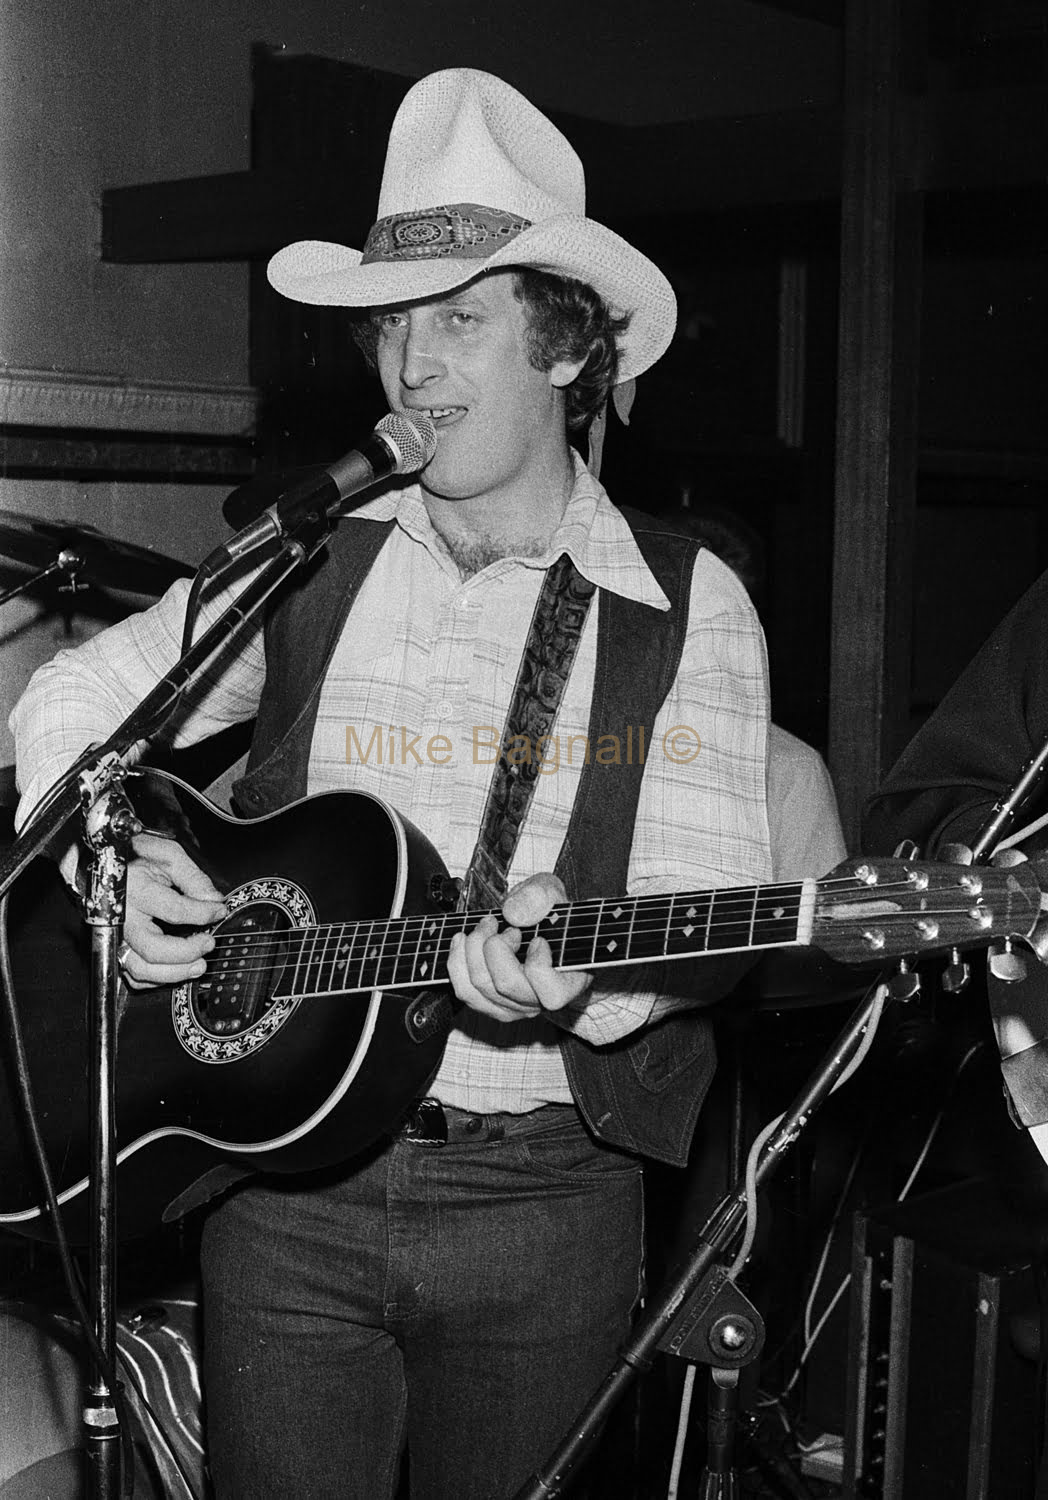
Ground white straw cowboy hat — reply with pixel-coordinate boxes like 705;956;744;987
267;68;676;384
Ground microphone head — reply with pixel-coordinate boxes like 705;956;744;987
375;411;437;473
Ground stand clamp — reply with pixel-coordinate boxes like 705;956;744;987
658;1262;765;1370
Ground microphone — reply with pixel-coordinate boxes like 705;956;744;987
206;411;437;572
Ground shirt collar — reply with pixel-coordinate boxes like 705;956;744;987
349;452;671;612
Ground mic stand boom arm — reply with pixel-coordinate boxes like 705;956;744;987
969;737;1048;864
0;509;332;1500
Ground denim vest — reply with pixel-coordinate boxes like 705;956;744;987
231;509;721;1166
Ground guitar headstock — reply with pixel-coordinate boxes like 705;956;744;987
811;856;1045;967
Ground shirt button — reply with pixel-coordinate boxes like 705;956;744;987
437;700;453;719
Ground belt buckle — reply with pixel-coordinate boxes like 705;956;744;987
400;1097;448;1147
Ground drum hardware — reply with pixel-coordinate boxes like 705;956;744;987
0;510;193;608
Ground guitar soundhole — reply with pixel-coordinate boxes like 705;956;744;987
195;902;291;1036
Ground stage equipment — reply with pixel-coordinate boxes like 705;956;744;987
0;468;409;1498
513;750;1048;1497
0;512;193;606
844;1180;1040;1499
0;1293;205;1499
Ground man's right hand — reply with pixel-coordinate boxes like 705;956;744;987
118;833;228;989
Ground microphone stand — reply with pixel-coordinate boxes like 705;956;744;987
0;508;334;1500
512;975;889;1500
968;741;1048;863
514;742;1048;1500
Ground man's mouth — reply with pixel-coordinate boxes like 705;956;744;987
414;406;465;428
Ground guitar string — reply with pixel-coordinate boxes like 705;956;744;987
200;870;967;966
200;875;1008;961
202;884;810;956
194;883;1015;990
199;889;809;983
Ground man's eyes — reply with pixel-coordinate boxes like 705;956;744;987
375;308;483;335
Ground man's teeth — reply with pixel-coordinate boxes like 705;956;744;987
424;408;459;419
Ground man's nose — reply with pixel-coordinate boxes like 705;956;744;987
399;326;445;388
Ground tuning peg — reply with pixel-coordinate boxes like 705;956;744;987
887;959;921;1001
1023;915;1048;966
942;947;970;994
988;938;1028;983
939;843;974;866
992;847;1028;867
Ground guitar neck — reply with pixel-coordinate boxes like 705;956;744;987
274;880;813;1000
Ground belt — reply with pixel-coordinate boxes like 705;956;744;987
394;1098;575;1148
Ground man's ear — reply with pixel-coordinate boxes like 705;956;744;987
549;356;586;389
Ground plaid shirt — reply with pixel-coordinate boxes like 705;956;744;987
12;459;770;1113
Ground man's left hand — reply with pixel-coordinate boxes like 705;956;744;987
447;872;592;1024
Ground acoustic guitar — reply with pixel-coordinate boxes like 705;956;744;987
0;770;1042;1241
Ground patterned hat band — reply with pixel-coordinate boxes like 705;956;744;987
361;203;533;264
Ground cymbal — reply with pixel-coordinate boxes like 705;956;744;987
0;511;194;597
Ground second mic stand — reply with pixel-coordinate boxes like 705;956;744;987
512;974;889;1500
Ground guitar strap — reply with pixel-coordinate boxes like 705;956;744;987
458;552;595;911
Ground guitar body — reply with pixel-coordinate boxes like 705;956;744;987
0;773;455;1240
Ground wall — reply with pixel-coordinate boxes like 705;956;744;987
0;0;839;388
0;0;838;767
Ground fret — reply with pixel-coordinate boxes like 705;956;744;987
295;921;324;997
327;922;357;993
707;888;756;951
547;898;604;968
589;896;637;965
371;916;400;989
536;902;570;967
664;892;714;958
751;884;804;949
340;916;369;993
411;912;447;987
356;917;380;991
314;921;343;995
438;912;466;984
626;894;675;961
377;915;407;989
661;893;674;957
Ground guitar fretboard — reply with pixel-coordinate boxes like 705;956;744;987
207;882;812;1001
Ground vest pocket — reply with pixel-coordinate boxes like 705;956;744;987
627;1013;712;1093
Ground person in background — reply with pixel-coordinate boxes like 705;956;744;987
664;504;846;880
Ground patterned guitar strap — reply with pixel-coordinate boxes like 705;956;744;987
459;553;596;912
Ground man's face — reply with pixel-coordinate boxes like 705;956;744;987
374;272;580;513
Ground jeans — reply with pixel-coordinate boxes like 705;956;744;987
200;1103;645;1500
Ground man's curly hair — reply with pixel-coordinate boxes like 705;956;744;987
350;268;631;431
